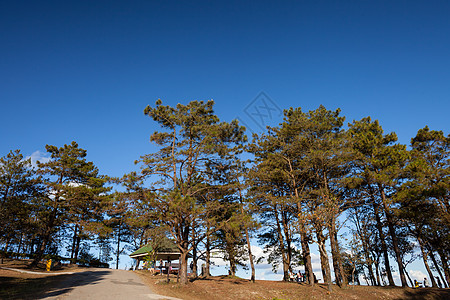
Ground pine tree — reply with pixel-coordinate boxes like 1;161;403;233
138;99;246;284
348;117;409;287
31;142;109;267
0;150;41;254
398;126;450;286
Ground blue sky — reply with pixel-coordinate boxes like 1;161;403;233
1;0;449;282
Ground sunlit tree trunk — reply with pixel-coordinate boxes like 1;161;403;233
316;228;332;292
179;251;188;284
378;185;407;287
374;256;382;286
31;207;57;267
329;217;346;287
274;207;289;281
115;226;121;269
244;227;255;282
192;239;198;276
354;212;376;285
417;237;437;287
437;249;450;288
372;200;395;286
299;225;314;286
205;234;211;277
70;224;78;263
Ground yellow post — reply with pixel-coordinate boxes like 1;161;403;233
46;259;52;271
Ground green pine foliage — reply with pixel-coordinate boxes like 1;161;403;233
1;101;448;290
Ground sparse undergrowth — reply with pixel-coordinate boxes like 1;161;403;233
136;271;450;300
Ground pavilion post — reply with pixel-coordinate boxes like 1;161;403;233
167;256;171;283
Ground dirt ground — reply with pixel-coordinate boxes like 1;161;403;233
136;271;450;300
0;258;83;272
1;259;449;300
0;258;84;299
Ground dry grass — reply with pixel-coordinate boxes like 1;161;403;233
0;258;84;299
136;271;450;300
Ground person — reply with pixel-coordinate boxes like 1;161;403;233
436;276;442;288
159;259;164;275
423;277;429;288
289;271;295;282
149;261;155;274
414;279;419;288
296;271;301;283
190;261;194;273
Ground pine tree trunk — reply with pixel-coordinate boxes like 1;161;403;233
329;218;346;287
352;266;355;285
372;200;395;286
274;207;289;281
403;263;414;287
115;227;121;269
225;235;237;276
205;235;211;277
32;234;49;267
299;227;314;286
31;207;57;267
281;210;293;275
417;237;437;287
74;236;81;262
70;224;78;263
192;243;198;276
16;234;24;257
179;250;189;284
3;238;10;253
437;249;450;288
366;262;376;285
355;212;376;285
329;230;342;287
316;228;332;292
366;266;375;286
245;227;255;282
229;251;237;276
429;249;448;288
239;191;255;283
374;257;381;286
378;184;407;287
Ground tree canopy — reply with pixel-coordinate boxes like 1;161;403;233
1;100;448;290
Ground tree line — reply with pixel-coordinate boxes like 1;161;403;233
0;100;448;289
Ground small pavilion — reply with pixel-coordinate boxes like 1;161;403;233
129;239;190;275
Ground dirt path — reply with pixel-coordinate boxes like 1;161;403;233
0;266;76;275
41;268;181;300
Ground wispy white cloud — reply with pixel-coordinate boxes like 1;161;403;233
26;150;50;167
232;245;329;281
409;269;427;281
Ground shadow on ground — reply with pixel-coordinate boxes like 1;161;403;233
395;288;450;300
0;269;111;299
41;270;111;299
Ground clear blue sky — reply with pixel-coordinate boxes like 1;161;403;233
1;0;449;279
1;0;449;176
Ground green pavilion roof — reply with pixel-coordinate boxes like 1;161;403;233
129;238;186;260
129;244;156;257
